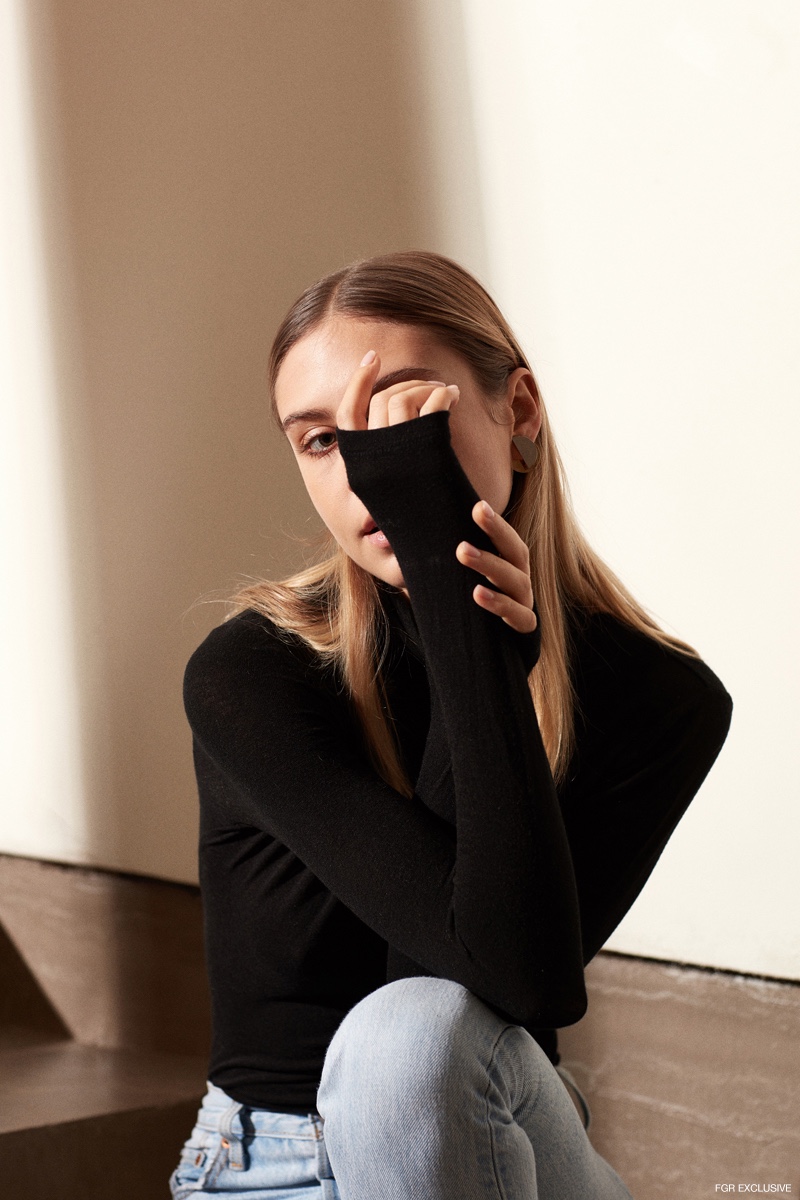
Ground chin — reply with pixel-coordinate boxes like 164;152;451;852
370;555;405;592
379;567;406;591
346;540;406;591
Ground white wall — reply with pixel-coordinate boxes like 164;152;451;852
460;0;800;979
2;0;797;980
0;0;87;861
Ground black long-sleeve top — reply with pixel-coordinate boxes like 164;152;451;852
183;411;732;1112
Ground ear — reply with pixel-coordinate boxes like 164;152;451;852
506;367;542;442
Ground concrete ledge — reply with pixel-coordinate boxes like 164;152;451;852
0;922;70;1049
0;856;209;1200
0;854;210;1056
560;953;800;1198
0;1041;206;1135
0;1100;203;1199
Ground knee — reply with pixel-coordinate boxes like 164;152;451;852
318;977;495;1114
330;975;473;1054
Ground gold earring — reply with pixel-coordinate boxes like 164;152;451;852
511;435;539;472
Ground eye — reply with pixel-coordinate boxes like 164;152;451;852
300;429;337;458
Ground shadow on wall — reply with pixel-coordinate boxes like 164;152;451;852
21;0;487;880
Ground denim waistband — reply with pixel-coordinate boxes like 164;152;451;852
196;1082;319;1140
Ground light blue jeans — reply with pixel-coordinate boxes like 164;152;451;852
170;977;633;1199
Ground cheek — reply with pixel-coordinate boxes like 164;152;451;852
307;491;341;534
301;468;354;540
451;428;511;507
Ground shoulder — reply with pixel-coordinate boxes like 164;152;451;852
185;607;315;679
183;609;332;728
569;608;733;747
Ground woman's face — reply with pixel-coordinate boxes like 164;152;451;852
274;316;539;593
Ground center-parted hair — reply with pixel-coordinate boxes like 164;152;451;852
232;250;696;791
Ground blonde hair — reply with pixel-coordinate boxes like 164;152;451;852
232;250;697;795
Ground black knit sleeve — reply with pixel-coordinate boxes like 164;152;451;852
558;613;733;964
184;411;585;1028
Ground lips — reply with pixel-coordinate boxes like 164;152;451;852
361;519;391;550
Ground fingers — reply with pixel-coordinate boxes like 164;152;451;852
370;382;459;428
336;351;382;430
418;384;459;418
456;501;537;634
472;584;539;633
456;539;532;604
469;500;532;575
456;541;536;632
337;348;461;430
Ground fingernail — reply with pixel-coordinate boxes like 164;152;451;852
459;541;480;558
445;384;460;394
360;350;377;366
479;500;494;519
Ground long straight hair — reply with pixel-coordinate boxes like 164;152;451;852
232;250;698;795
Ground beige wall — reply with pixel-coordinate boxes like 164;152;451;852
1;0;485;881
2;1;798;979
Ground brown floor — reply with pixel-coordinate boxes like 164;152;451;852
1;853;798;1200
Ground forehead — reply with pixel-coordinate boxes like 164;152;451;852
274;317;459;417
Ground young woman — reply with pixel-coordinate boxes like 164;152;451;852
172;251;732;1199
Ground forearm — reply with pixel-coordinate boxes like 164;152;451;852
338;413;585;1021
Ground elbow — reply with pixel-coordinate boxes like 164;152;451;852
548;981;588;1028
487;964;588;1030
529;975;587;1029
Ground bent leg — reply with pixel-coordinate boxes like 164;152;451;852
317;977;632;1200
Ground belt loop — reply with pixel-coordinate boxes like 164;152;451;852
311;1114;337;1199
218;1100;248;1171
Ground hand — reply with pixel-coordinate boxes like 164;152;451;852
336;350;460;429
456;502;538;635
338;350;536;636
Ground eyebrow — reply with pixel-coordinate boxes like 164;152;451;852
280;366;441;433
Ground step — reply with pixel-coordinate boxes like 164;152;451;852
0;1040;206;1199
